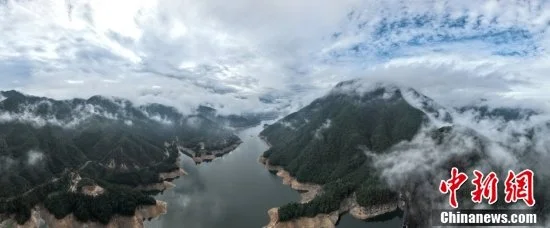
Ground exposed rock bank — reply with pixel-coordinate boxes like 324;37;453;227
179;141;241;164
1;151;186;227
136;181;176;192
0;200;168;228
260;156;336;228
39;200;167;228
259;157;321;203
137;167;187;192
3;209;41;228
264;208;338;228
348;199;400;220
259;156;401;228
159;168;187;180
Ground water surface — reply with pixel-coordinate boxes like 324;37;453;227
150;126;399;228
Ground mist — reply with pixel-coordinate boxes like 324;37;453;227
371;96;550;225
2;0;550;227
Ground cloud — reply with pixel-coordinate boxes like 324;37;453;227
0;156;16;172
3;0;550;223
314;119;331;139
0;0;550;116
27;149;44;165
0;149;46;173
0;92;199;127
369;100;550;222
0;97;122;127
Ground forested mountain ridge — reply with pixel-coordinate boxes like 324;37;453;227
260;80;549;227
261;82;440;183
0;90;241;159
260;82;430;223
0;91;241;226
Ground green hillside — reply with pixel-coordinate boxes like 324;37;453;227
261;83;426;221
0;91;240;225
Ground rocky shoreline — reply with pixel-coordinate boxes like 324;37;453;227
259;152;402;228
348;199;401;220
259;156;322;203
37;200;168;228
264;207;339;228
0;154;188;228
136;167;188;192
0;195;169;228
1;138;244;227
178;141;242;164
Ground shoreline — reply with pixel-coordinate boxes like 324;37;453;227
259;156;322;204
258;135;401;228
0;153;188;228
179;140;242;164
37;200;168;228
0;195;169;228
260;156;337;228
136;167;188;192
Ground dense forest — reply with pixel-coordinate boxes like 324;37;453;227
0;90;241;225
261;84;426;221
261;81;550;225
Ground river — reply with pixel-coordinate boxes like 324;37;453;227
149;126;400;228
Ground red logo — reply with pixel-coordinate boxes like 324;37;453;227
440;168;535;208
439;167;468;208
504;169;535;207
471;170;499;205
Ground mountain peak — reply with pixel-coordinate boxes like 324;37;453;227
332;80;402;98
0;90;25;98
330;80;452;126
86;94;112;102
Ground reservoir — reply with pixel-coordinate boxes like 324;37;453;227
150;126;400;228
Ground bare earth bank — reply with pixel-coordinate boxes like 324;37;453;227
259;155;402;228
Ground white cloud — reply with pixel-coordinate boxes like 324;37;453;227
314;119;331;139
2;0;550;221
27;149;44;165
0;0;549;115
374;115;550;212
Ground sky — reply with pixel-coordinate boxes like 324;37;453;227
2;1;550;222
1;0;550;114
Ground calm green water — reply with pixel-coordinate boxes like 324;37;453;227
149;126;400;228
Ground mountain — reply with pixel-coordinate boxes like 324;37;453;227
456;105;538;122
260;82;431;224
0;91;241;226
259;80;549;227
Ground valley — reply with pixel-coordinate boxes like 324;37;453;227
150;126;399;228
1;80;549;228
3;1;550;227
0;91;241;227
